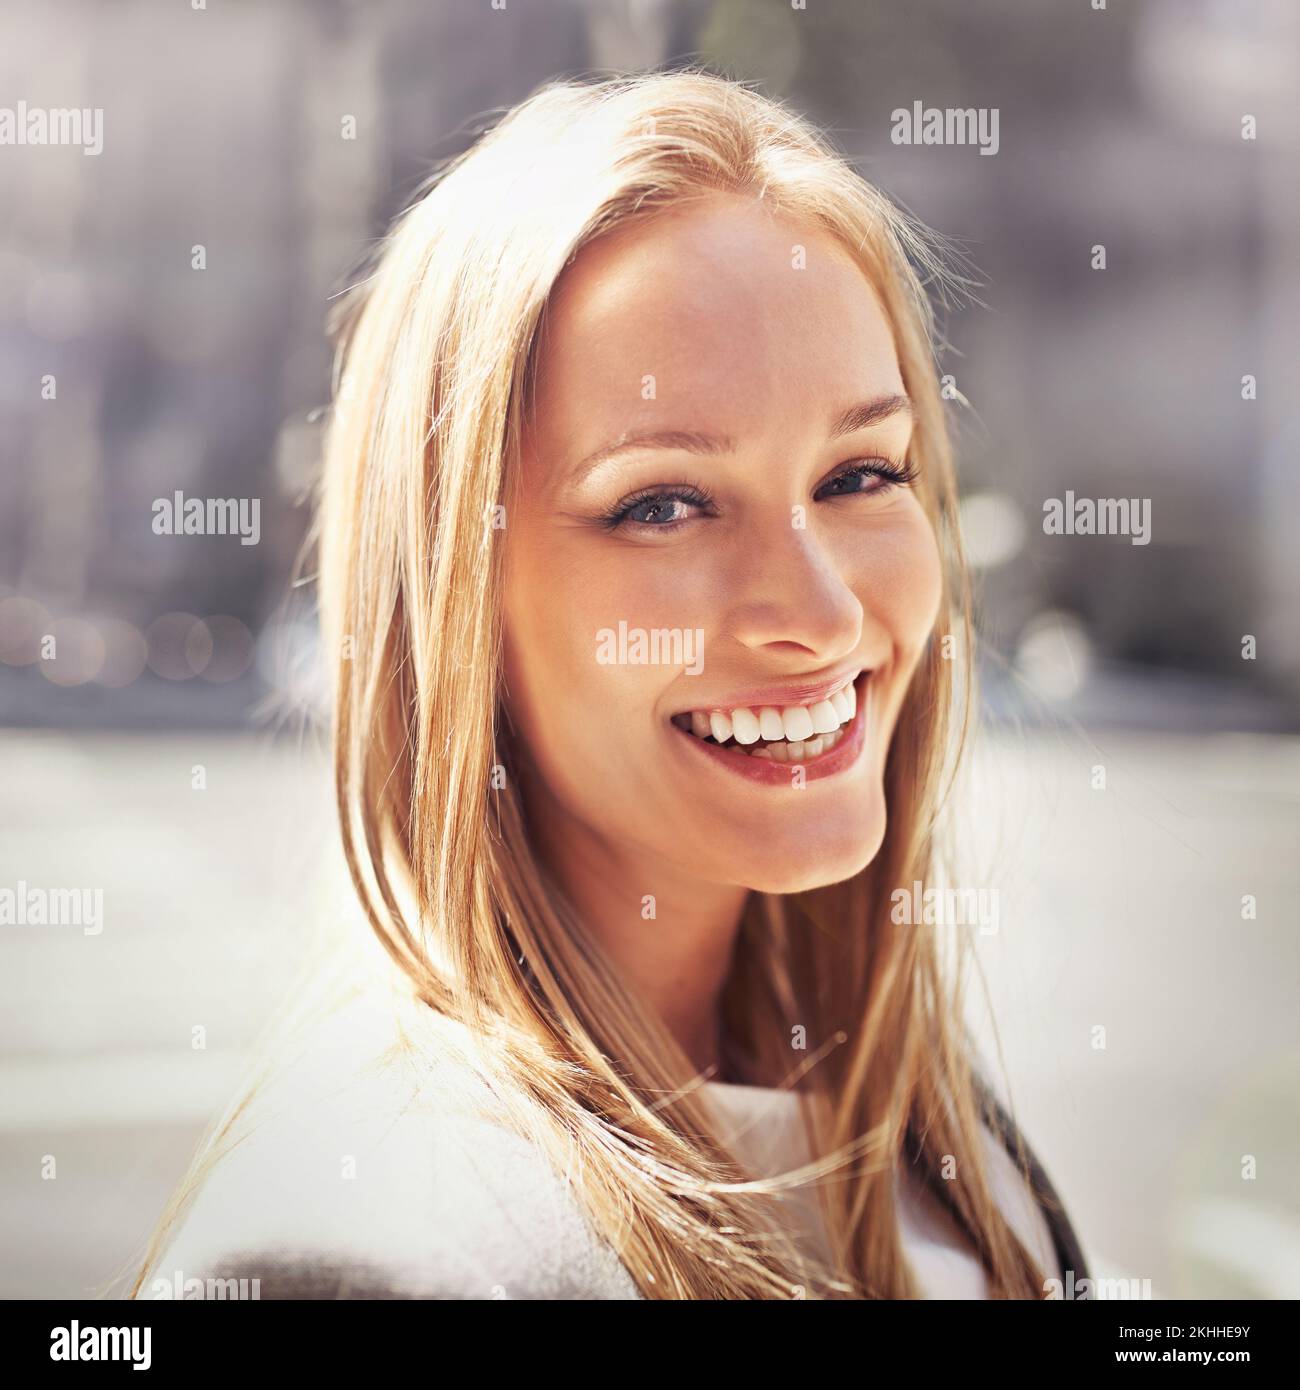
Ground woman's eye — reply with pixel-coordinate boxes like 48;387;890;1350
816;458;918;501
601;486;713;531
624;495;691;525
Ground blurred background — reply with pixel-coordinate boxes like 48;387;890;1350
1;0;1296;1299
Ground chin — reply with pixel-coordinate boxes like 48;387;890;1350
725;787;889;895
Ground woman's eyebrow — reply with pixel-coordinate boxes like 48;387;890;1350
567;394;913;488
828;393;913;439
567;429;735;488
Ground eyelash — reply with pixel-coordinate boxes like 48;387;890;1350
597;458;919;533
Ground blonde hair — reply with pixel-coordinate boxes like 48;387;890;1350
132;67;1048;1300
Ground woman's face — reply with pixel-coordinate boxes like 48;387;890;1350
502;193;942;894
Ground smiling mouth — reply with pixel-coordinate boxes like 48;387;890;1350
670;670;867;763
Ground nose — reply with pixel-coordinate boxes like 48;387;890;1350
724;516;864;665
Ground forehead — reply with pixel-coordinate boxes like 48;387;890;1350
528;194;904;459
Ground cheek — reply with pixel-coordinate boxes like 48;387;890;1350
857;500;944;658
502;537;590;757
502;526;676;780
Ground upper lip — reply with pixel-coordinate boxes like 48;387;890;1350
671;666;865;716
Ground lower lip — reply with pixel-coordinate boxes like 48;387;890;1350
671;675;871;787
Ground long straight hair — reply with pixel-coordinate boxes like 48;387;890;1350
132;67;1046;1300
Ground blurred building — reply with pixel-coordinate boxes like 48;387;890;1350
2;0;1297;733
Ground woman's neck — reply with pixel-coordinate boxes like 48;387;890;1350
530;800;751;1077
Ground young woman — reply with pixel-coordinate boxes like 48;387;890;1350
131;68;1089;1300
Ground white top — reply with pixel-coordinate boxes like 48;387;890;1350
702;1078;1061;1298
152;991;1060;1300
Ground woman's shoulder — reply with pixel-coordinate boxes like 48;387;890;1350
976;1084;1089;1289
974;1118;1063;1284
146;990;639;1300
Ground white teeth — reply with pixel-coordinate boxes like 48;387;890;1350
675;676;866;756
784;728;845;762
758;707;785;741
729;708;761;745
687;722;850;763
781;705;815;742
808;700;839;735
